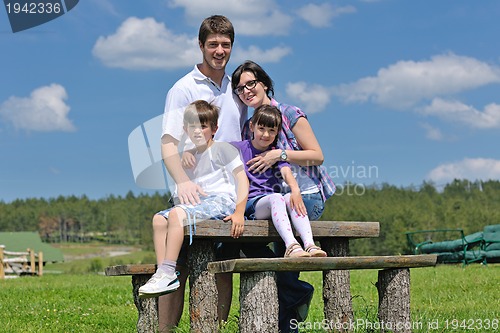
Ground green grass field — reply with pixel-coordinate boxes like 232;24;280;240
1;244;498;332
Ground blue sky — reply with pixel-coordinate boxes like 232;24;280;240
1;0;500;203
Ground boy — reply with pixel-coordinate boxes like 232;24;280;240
139;100;248;298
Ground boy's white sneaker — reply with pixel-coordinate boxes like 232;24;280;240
138;270;180;298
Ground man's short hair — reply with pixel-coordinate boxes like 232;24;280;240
198;15;234;45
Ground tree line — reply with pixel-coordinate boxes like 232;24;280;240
1;179;499;255
0;192;169;248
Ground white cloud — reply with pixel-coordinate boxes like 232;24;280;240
419;98;500;129
281;54;500;116
92;17;200;70
297;3;356;28
333;53;500;109
427;158;500;183
285;82;331;113
93;17;289;70
168;0;293;36
420;122;444;141
0;84;75;132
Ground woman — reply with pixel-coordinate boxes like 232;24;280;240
232;60;335;221
232;61;336;332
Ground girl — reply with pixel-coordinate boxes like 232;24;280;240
232;105;326;257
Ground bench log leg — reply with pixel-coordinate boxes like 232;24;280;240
132;275;158;333
239;271;278;333
321;237;353;331
187;240;218;333
377;268;411;333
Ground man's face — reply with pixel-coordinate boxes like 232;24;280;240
199;34;232;71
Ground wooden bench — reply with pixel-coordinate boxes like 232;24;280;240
105;220;380;333
0;245;43;279
208;255;437;333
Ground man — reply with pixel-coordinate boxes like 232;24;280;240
160;15;312;333
159;15;246;332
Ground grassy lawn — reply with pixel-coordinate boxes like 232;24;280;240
1;244;499;332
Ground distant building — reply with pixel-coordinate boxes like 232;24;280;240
0;232;64;263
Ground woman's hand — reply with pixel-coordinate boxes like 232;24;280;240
247;149;281;173
181;151;196;169
289;191;307;217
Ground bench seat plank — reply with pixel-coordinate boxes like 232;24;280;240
183;220;379;241
208;255;437;273
105;264;155;276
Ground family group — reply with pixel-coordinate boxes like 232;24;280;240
138;15;335;333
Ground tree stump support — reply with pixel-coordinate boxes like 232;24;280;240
187;240;218;333
132;274;158;333
322;237;353;331
377;268;411;333
239;271;279;333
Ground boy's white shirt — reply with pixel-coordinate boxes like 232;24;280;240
169;141;243;202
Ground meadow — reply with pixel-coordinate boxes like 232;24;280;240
0;244;498;332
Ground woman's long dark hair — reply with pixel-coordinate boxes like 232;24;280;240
232;60;275;98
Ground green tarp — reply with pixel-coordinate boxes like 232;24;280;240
419;231;483;254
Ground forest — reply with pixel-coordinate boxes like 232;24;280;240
1;179;499;256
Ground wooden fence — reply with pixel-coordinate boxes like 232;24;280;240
0;245;43;279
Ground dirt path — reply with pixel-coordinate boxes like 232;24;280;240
62;246;137;261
